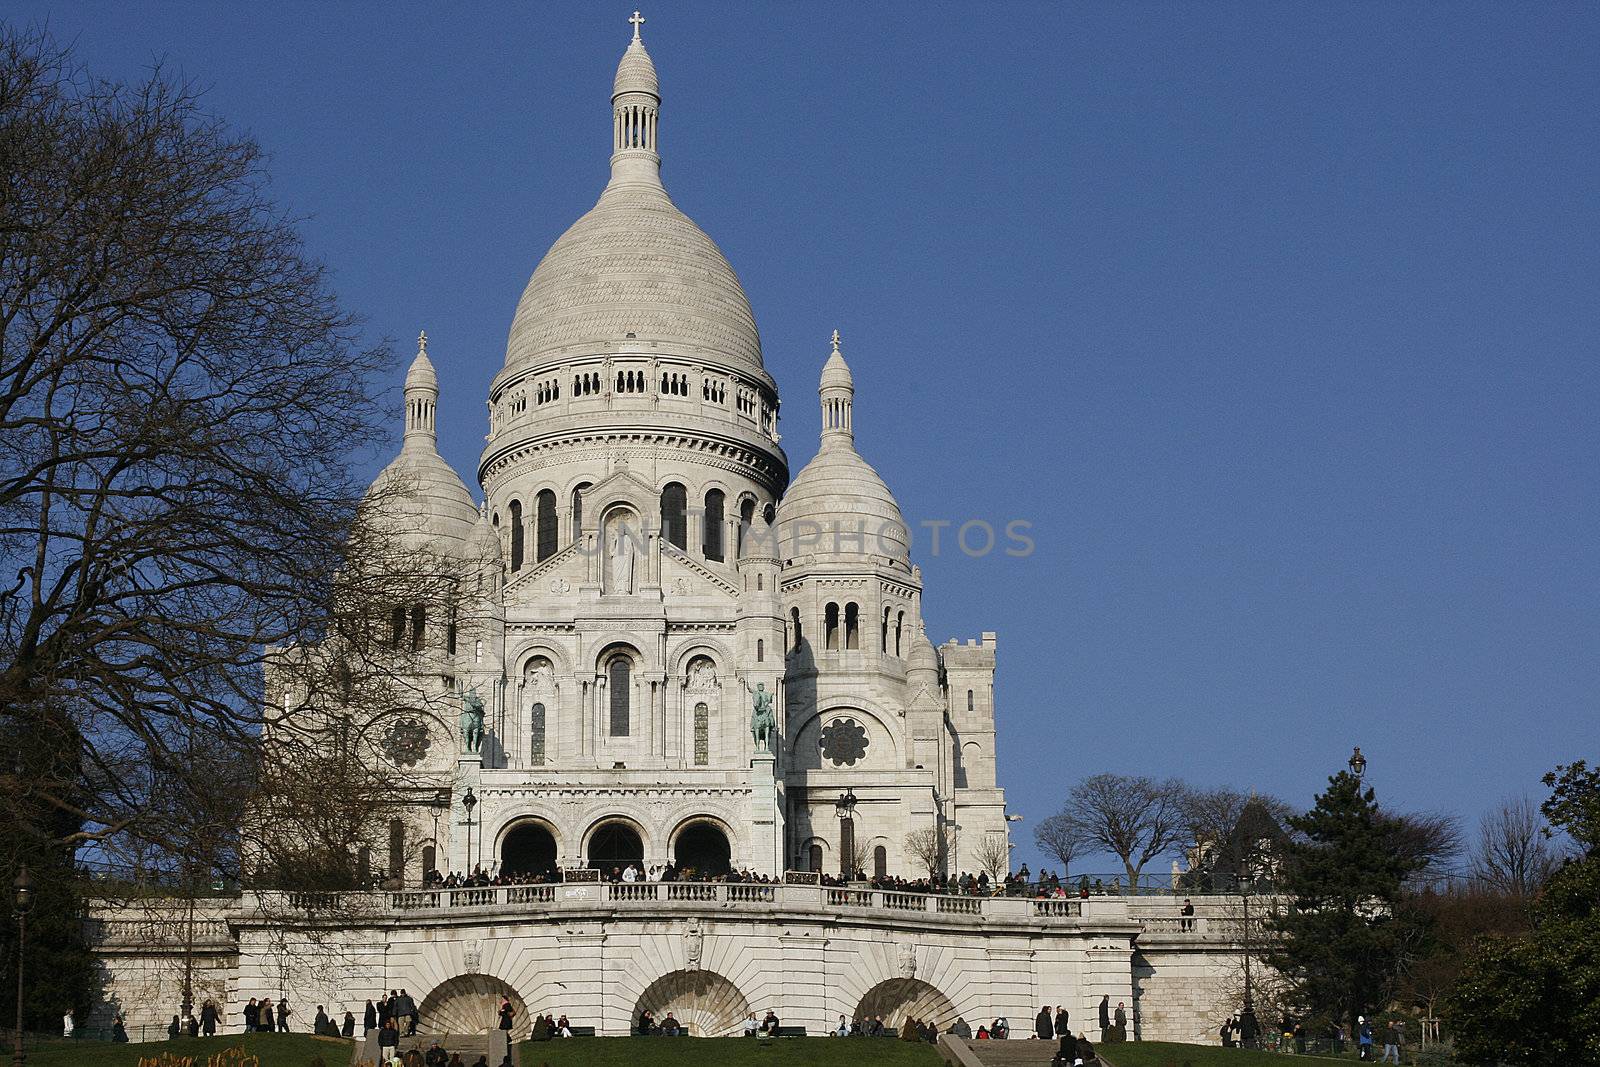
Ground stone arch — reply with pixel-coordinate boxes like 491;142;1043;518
512;641;571;679
669;815;735;877
670;639;731;680
790;703;902;770
583;815;648;870
854;978;959;1031
497;816;563;876
633;969;750;1037
418;973;529;1035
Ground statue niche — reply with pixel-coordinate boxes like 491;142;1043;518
605;507;641;595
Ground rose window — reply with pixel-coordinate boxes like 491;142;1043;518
383;718;431;768
819;717;869;767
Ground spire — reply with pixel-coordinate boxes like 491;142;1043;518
819;329;854;448
611;11;662;186
403;329;439;448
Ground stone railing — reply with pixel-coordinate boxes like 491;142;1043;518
87;917;233;947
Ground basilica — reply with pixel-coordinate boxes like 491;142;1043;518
351;16;1008;887
89;22;1251;1043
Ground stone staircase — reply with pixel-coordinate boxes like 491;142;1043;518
358;1030;512;1066
943;1036;1114;1067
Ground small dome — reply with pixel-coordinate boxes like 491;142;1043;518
776;446;909;565
363;446;478;555
404;348;438;392
613;39;659;99
820;349;853;391
468;504;501;562
907;628;939;676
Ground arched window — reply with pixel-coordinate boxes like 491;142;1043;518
508;499;524;571
410;604;425;651
390;606;406;649
882;607;891;652
388;817;405;881
756;638;764;663
808;843;823;873
791;607;803;651
844;603;860;650
536;489;558;562
660;483;687;550
895;611;904;657
571;482;592;542
967;689;974;712
421;844;436;884
703;488;725;561
608;655;631;737
693;702;709;766
738;497;756;558
530;702;546;766
825;603;840;651
873;845;887;880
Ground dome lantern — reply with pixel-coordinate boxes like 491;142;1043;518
611;12;662;187
403;330;439;448
819;329;854;448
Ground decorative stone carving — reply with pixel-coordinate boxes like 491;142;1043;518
686;658;717;692
463;939;483;974
685;921;703;970
898;942;917;980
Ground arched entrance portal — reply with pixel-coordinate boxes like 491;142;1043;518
501;821;558;877
673;820;731;878
418;974;529;1035
855;978;959;1030
633;970;750;1037
586;820;644;872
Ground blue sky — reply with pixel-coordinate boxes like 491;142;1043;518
16;3;1597;874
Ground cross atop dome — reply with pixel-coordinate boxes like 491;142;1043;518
831;328;841;353
417;329;428;354
629;11;645;41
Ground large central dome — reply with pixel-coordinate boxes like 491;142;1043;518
504;181;763;373
501;29;763;376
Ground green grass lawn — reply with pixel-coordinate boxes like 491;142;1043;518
1100;1041;1348;1067
3;1032;354;1067
517;1036;943;1067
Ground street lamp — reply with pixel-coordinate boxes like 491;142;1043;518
462;788;478;876
13;865;35;1067
1348;747;1367;779
834;789;858;881
428;796;447;876
1237;851;1260;1050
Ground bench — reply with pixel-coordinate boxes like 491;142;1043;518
568;1026;596;1037
775;1026;808;1038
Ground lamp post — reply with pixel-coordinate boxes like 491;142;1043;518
834;789;858;881
462;788;478;875
1348;747;1367;779
13;865;35;1067
1238;852;1259;1050
428;796;447;877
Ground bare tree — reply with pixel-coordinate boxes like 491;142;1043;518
904;826;949;880
972;833;1012;883
1033;812;1086;877
0;28;406;872
1057;773;1188;888
1181;787;1297;851
1472;795;1558;899
1388;810;1464;886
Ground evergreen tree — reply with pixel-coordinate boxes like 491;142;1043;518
1264;769;1427;1033
1446;762;1600;1066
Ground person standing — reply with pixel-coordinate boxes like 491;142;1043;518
62;1009;74;1038
201;999;218;1037
1113;1002;1128;1039
1035;1005;1054;1040
497;996;514;1032
1380;1020;1401;1064
379;1018;400;1057
343;1010;356;1038
112;1015;128;1043
365;999;378;1034
243;997;259;1033
277;998;290;1032
259;999;274;1032
1053;1006;1069;1039
1098;996;1110;1034
1358;1016;1374;1061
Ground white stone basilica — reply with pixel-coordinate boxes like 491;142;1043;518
86;22;1252;1047
362;17;1007;887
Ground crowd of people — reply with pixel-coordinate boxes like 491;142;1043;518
420;860;1145;899
1219;1012;1405;1060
